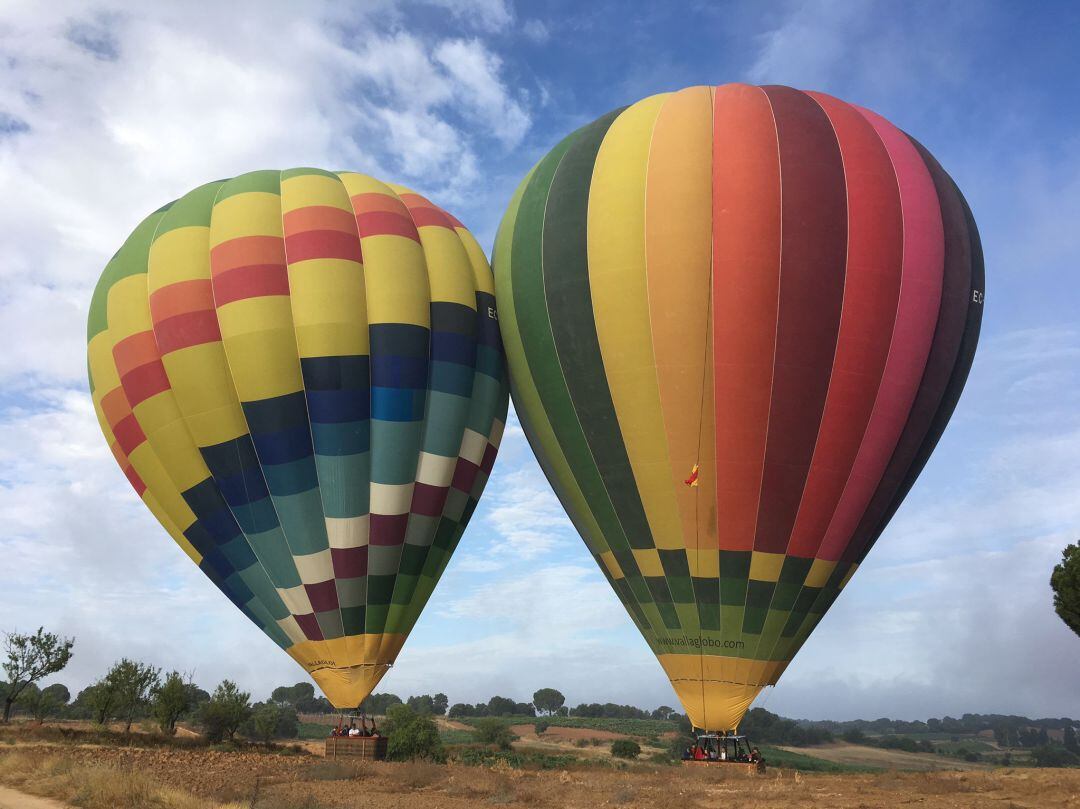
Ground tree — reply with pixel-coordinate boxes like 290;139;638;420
534;719;550;735
105;659;161;733
152;671;192;735
611;739;641;759
383;703;444;762
843;727;867;744
487;695;516;716
360;692;402;715
21;683;69;723
532;688;565;716
199;680;251;743
432;693;448;716
85;680;121;725
406;694;436;714
1065;724;1078;753
2;628;74;723
1052;544;1080;637
651;705;676;721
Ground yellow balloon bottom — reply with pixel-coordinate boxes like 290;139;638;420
285;633;408;709
658;654;790;732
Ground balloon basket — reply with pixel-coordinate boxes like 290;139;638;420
325;735;388;761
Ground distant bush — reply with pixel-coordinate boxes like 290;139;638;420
534;720;550;735
473;717;517;751
611;739;641;759
1031;745;1080;767
842;728;866;744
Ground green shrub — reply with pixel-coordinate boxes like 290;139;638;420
384;703;445;762
1031;745;1080;767
473;718;517;751
611;739;641;759
534;719;550;735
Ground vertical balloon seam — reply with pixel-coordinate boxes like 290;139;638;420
94;208;288;646
207;173;336;665
858;173;984;562
743;87;847;679
384;189;477;646
840;144;970;565
543;101;674;637
494;164;614;566
278;168;360;669
145;184;298;648
752;91;902;671
728;83;783;675
709;83;782;682
135;204;286;643
392;218;484;642
584;93;688;633
748;88;862;669
509;122;658;636
781;112;948;669
149;181;313;654
816;107;945;564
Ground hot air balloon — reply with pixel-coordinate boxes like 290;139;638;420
88;169;508;709
494;85;983;732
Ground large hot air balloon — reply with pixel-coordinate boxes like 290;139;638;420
88;169;507;708
494;85;983;732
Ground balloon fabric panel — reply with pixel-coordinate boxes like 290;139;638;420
88;170;508;709
494;84;984;731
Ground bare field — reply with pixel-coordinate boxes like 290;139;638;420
1;727;1076;808
777;742;992;771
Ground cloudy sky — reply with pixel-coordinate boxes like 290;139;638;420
2;0;1078;721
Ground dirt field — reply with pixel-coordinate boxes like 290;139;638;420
1;738;1078;809
777;742;992;771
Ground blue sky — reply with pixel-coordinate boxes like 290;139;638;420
1;0;1078;721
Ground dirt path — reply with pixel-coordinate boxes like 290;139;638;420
0;785;69;809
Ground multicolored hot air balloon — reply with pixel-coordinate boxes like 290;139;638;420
88;169;507;708
494;84;983;731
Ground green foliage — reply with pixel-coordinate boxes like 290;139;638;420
473;717;517;750
406;693;448;715
739;707;833;746
104;658;161;733
20;683;69;722
1066;724;1078;753
532;688;565;715
452;747;578;769
152;671;191;735
359;692;402;715
611;739;641;759
534;719;550;735
383;702;445;762
1031;744;1080;767
198;680;251;742
1052;543;1080;637
843;727;867;744
270;682;330;714
242;702;298;744
2;627;75;723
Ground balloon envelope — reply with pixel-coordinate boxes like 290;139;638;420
494;85;983;731
88;169;508;708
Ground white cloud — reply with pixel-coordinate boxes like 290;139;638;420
522;19;550;43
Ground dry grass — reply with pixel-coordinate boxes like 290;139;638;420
0;749;242;809
386;760;447;790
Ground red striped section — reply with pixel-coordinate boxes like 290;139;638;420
399;193;455;229
711;84;782;553
304;579;340;612
210;235;285;276
149;279;213;321
153;309;222;354
282;204;358;235
818;107;945;561
751;86;847;555
331;546;368;579
355;210;422;242
121;360;171;408
109;439;147;496
113;412;147;456
411;482;450;518
785;92;904;558
844;141;973;564
212;263;290;306
283;229;362;263
451;458;480;493
293;612;325;641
